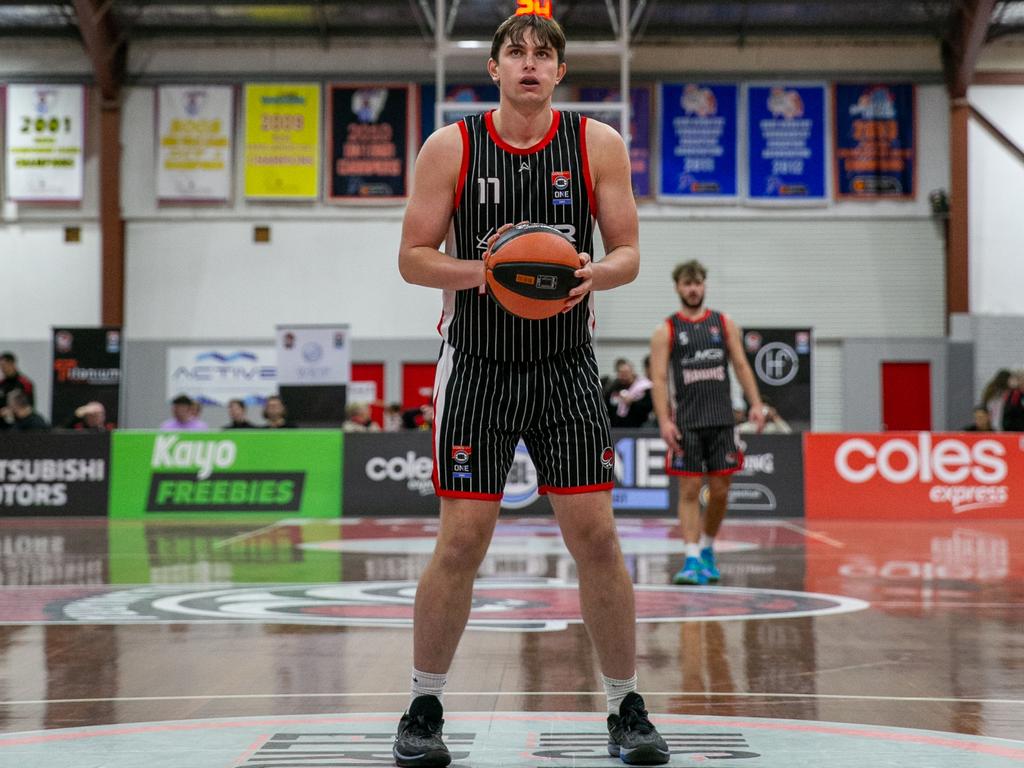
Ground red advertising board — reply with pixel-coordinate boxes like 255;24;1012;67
804;432;1024;519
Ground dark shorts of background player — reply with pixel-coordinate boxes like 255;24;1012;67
432;342;615;499
666;424;744;476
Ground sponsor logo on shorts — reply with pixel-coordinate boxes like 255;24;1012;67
600;447;614;470
452;444;473;479
725;451;738;465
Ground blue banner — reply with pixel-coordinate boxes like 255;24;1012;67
833;83;916;199
420;83;500;146
747;84;826;202
576;86;652;198
659;83;738;200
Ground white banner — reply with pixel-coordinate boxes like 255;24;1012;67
157;85;234;201
5;84;85;201
276;325;351;386
166;346;277;406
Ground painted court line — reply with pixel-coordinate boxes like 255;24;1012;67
4;691;1023;706
777;520;845;548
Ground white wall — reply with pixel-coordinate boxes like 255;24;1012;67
968;84;1024;315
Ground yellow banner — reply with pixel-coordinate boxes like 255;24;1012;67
244;83;320;199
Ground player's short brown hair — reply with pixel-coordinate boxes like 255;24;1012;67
672;260;708;283
491;14;566;65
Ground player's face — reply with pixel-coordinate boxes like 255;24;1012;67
676;277;705;309
489;31;565;104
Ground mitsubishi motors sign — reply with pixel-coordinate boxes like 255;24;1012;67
805;433;1024;519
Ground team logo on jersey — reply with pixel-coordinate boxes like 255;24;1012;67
600;446;615;470
709;325;721;341
551;171;572;206
452;445;473;479
678;331;689;345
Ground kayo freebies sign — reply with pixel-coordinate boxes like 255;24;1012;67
805;432;1024;519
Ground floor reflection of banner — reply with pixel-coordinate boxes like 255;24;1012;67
52;327;122;428
741;327;812;432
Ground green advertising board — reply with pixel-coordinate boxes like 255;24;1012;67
110;431;342;518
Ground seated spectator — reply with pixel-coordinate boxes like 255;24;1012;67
383;402;404;432
0;351;35;407
160;394;208;431
1001;371;1024;432
963;406;993;432
224;399;255;429
0;389;50;431
402;404;434;430
65;401;110;431
737;398;791;434
342;402;381;432
981;368;1012;432
605;358;653;428
263;395;297;428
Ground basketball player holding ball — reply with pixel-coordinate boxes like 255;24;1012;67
393;12;669;768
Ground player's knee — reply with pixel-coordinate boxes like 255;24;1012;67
436;529;490;572
566;522;620;566
679;480;702;502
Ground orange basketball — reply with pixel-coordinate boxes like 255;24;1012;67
484;224;582;320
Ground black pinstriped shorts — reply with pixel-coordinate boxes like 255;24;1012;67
432;342;615;499
666;425;744;476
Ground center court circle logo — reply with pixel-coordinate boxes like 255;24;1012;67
16;579;869;632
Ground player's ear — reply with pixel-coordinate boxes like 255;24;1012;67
487;58;499;83
555;61;566;84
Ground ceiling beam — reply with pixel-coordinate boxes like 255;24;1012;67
944;0;997;98
71;0;125;102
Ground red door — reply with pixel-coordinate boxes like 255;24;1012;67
881;361;931;431
402;362;437;409
351;362;385;427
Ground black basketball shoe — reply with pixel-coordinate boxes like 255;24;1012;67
393;695;451;767
606;692;671;765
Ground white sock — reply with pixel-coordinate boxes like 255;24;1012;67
603;672;638;714
700;533;714;550
411;668;447;708
686;542;701;559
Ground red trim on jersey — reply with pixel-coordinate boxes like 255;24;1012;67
580;116;598;218
539;482;614;495
720;312;734;342
454;121;470;210
484;109;561;155
665;317;676;350
675;308;712;324
435;489;504;501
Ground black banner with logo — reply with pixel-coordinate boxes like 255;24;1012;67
51;326;122;428
0;432;110;517
328;84;410;200
740;327;812;432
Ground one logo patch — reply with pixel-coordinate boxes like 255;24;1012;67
551;171;572;206
452;445;472;479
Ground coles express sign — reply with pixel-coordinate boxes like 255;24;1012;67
805;432;1024;519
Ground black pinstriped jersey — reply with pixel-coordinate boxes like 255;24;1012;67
441;110;597;362
667;309;736;429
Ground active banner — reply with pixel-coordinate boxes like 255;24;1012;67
109;431;342;518
804;432;1024;519
0;433;110;517
52;327;122;429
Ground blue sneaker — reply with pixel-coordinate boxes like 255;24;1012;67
700;547;720;583
672;556;708;585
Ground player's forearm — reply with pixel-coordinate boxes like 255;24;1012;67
651;380;673;426
590;245;639;291
399;247;486;291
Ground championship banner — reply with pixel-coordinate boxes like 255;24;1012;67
166;346;277;406
109;431;342;518
833;83;916;200
243;83;320;199
746;84;827;203
52;327;122;429
4;84;84;201
576;86;652;198
420;83;499;145
804;433;1024;520
328;84;411;200
157;85;233;201
741;328;812;432
276;325;351;424
0;433;110;518
658;83;738;201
